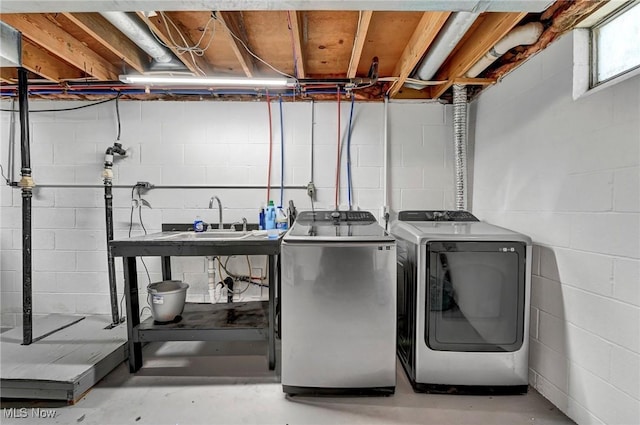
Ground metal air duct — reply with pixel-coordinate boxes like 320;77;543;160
453;84;468;211
100;11;188;72
406;12;480;89
1;21;21;67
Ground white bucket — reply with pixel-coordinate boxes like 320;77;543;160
147;280;189;322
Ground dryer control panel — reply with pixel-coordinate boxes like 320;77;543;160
398;210;479;222
297;210;376;224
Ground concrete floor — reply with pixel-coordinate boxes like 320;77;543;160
1;340;575;425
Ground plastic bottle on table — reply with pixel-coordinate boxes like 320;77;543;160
276;206;288;231
259;206;266;230
265;200;276;230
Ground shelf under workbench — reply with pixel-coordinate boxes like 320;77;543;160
136;301;269;342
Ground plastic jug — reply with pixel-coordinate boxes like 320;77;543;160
276;206;288;231
265;201;276;230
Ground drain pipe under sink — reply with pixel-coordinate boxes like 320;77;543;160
208;256;217;304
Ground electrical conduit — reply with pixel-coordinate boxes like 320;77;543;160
334;87;341;209
346;94;355;210
382;95;389;226
279;96;285;208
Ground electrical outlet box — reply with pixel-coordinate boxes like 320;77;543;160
306;182;316;199
379;205;389;223
136;181;154;192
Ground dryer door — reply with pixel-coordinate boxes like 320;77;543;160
426;241;526;352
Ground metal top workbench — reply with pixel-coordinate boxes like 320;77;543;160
110;230;282;373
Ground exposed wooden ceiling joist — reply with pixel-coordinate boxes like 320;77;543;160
62;12;147;74
0;68;16;84
216;12;256;78
287;11;305;78
427;11;527;99
389;11;451;98
22;37;84;82
2;13;120;81
347;10;372;78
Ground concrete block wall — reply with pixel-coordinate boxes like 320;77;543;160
0;99;454;326
470;32;639;425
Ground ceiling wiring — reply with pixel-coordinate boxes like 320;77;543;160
212;12;297;82
158;12;216;76
115;92;122;141
0;96;118;113
160;12;217;57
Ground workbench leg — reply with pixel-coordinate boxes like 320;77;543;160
161;256;171;281
268;254;276;370
123;257;142;372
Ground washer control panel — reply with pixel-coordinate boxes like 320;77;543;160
398;210;479;222
297;210;376;224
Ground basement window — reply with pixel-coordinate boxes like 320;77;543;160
591;1;640;87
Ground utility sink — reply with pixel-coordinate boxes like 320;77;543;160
157;231;252;241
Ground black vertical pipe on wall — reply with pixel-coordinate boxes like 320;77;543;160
104;182;120;326
18;67;33;345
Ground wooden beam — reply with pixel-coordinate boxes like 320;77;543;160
1;68;16;84
217;12;255;78
22;37;84;82
389;11;450;98
428;11;527;99
1;13;120;81
453;77;496;86
287;11;305;78
347;10;373;78
63;12;147;74
136;11;209;75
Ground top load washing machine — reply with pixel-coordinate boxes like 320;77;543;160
391;210;532;394
281;210;396;396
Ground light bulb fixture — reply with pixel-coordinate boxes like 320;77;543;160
119;74;296;88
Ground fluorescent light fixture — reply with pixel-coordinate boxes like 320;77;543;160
119;74;295;87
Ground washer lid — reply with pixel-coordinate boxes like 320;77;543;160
284;210;394;243
398;210;479;222
390;220;531;245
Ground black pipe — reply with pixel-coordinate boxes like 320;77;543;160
18;67;33;345
104;182;119;326
103;144;126;326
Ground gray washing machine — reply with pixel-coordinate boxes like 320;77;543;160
391;210;532;394
281;210;396;396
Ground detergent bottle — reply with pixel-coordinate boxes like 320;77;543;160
276;206;288;231
265;200;276;230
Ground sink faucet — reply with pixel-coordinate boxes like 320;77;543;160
231;217;248;232
208;196;223;230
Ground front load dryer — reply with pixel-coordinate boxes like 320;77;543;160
391;210;532;394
